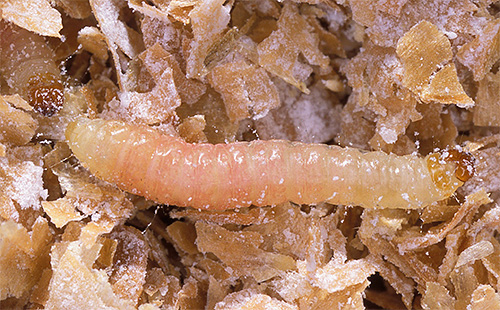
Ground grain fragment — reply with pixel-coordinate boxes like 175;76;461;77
186;0;231;78
396;21;474;107
208;60;279;122
0;218;53;300
457;19;500;81
196;221;296;282
77;26;109;61
421;282;455;310
257;2;329;93
41;198;84;228
0;0;62;37
45;240;135;309
0;97;37;146
470;285;500;310
473;72;500;127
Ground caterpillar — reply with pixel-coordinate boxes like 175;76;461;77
65;117;472;210
0;21;64;116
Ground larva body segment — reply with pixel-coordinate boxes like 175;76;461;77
0;21;64;116
66;117;464;210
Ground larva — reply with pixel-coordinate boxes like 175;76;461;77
0;21;64;116
66;117;471;210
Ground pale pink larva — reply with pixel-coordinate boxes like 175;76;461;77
65;117;465;210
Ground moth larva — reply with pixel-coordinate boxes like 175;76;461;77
0;21;64;116
66;117;471;210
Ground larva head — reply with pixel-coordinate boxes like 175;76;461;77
442;149;475;182
27;73;64;116
426;149;474;194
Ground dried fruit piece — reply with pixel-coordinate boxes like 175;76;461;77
140;15;184;60
359;210;439;287
451;264;481;309
95;236;117;269
337;99;376;150
29;268;52;307
274;270;370;310
304;11;346;58
438;224;466;285
89;0;145;94
468;206;500;245
204;27;245;74
407;102;458;152
176;276;206;309
244;203;326;262
206;276;228;310
80;220;117;249
142;268;181;308
420;202;459;224
0;193;18;222
349;0;376;28
461;147;500;197
51;162;135;247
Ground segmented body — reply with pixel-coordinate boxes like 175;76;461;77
0;21;64;116
66;117;465;210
